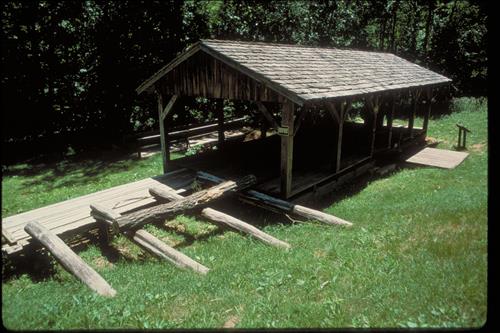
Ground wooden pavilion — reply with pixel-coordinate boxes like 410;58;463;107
137;39;451;199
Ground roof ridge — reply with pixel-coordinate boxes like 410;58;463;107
200;39;395;55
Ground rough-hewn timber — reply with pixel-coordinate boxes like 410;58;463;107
24;221;116;297
90;203;209;274
196;171;352;227
113;175;257;231
149;187;290;249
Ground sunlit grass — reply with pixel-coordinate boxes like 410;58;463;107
1;97;487;329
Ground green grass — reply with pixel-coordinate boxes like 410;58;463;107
1;97;487;329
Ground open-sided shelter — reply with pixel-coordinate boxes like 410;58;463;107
137;39;451;199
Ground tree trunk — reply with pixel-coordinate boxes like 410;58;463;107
114;175;256;231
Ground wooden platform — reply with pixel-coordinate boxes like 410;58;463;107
2;168;196;256
405;147;469;169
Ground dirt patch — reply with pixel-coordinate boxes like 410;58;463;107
222;315;240;328
470;143;486;152
93;257;113;269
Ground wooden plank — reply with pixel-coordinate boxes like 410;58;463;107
149;187;290;249
405;148;469;169
280;101;295;198
3;168;189;225
24;221;116;297
2;170;193;230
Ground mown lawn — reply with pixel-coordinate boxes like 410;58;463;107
1;97;487;329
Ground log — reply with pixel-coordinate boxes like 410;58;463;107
113;175;256;231
149;187;291;249
196;171;352;227
133;229;209;274
24;221;116;297
201;208;291;249
90;204;209;274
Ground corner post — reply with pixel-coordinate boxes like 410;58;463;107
408;89;421;139
387;94;396;148
369;96;380;157
157;91;177;173
280;101;295;198
216;99;225;148
423;87;433;134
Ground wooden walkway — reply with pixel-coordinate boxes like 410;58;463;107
405;147;469;169
1;168;196;256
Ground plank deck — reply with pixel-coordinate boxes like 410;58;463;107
405;147;469;169
2;168;196;256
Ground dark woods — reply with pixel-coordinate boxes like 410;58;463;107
1;0;487;163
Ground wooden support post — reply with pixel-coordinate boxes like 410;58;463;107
368;96;380;156
111;175;256;232
24;221;116;297
387;95;395;149
216;99;225;148
280;101;295;198
157;92;177;173
423;88;433;134
197;171;353;227
408;90;421;139
325;100;351;172
90;204;209;274
149;187;290;249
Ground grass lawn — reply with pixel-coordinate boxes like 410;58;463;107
1;97;487;329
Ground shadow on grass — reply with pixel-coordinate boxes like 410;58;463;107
2;150;428;284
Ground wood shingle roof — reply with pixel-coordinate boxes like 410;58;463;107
137;39;451;104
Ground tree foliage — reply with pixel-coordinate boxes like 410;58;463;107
1;0;487;160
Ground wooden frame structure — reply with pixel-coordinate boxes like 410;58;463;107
137;39;451;199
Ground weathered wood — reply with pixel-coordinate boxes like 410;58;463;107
2;228;16;245
149;187;290;249
114;175;257;231
387;95;395;148
422;87;433;133
196;171;353;227
368;96;380;156
256;101;279;129
202;208;290;248
157;93;177;172
280;101;295;198
133;229;209;274
291;205;352;227
24;221;116;297
216;99;225;148
293;107;308;136
90;204;209;274
409;89;421;138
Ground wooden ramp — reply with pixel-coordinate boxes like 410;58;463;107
405;147;469;169
1;168;196;256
